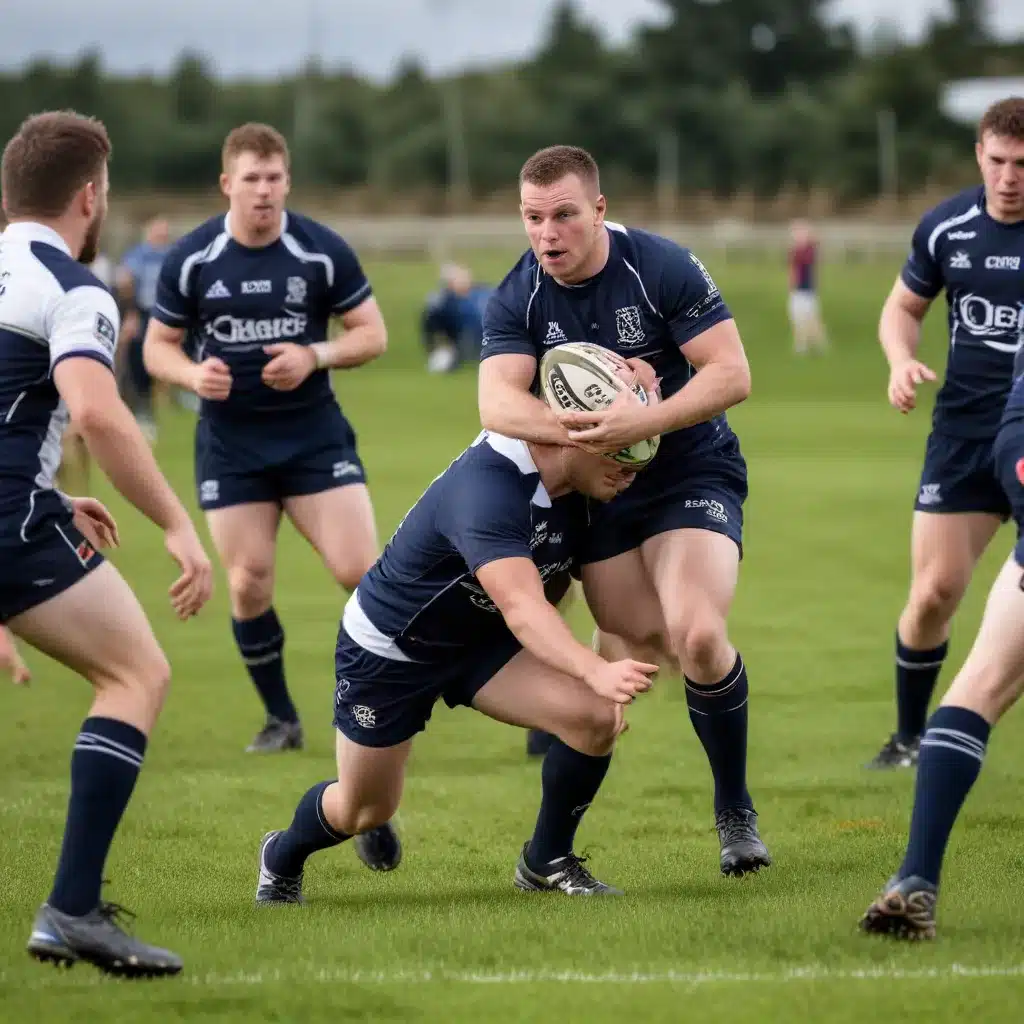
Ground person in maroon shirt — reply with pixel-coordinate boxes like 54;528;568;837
788;219;828;354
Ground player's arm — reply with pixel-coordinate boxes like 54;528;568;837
477;288;571;444
645;318;750;436
880;218;941;412
311;295;387;370
475;557;653;704
49;289;212;618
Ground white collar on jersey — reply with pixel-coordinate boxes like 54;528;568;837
223;210;289;240
0;220;72;256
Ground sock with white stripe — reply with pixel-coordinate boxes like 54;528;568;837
685;653;753;814
899;705;991;886
232;608;298;724
266;781;350;877
895;635;948;742
48;716;147;917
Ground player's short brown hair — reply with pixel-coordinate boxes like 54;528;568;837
978;97;1024;141
222;122;290;172
1;111;110;219
520;145;600;195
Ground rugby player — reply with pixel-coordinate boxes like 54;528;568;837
478;145;771;877
867;97;1024;769
255;429;655;903
1;111;213;976
787;219;827;355
143;124;387;757
860;347;1024;938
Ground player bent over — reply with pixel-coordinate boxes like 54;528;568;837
255;430;656;903
1;112;212;976
860;368;1024;940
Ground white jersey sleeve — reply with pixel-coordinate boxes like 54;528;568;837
45;284;120;372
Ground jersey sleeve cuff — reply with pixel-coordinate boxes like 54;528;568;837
469;548;534;574
50;348;114;374
331;282;373;314
899;267;942;299
151;304;191;327
478;341;538;360
673;308;734;347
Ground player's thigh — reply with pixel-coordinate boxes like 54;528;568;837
471;648;623;756
581;549;666;645
641;527;740;626
8;562;169;721
205;502;282;574
942;555;1024;719
284;483;379;589
328;731;413;833
908;511;1001;598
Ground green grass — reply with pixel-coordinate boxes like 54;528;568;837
3;254;1024;1022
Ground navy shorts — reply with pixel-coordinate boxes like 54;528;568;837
582;435;748;564
992;423;1024;565
0;512;104;623
195;403;366;511
914;430;1010;518
333;627;522;748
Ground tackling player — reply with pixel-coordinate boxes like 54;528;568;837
867;97;1024;769
860;340;1024;939
144;124;387;756
1;111;212;976
478;145;771;877
254;429;655;904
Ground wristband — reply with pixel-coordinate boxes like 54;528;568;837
311;342;329;370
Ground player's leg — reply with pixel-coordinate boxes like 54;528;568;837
471;648;626;895
283;483;379;593
10;561;181;976
861;552;1024;939
205;501;303;752
640;526;770;875
788;291;810;355
869;509;1001;769
257;733;412;904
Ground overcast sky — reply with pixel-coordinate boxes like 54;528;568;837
2;0;1022;81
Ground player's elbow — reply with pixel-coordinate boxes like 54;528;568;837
725;358;751;405
368;323;388;360
70;397;119;439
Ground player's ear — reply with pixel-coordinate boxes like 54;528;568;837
594;193;607;223
219;171;231;199
80;180;97;219
974;140;985;170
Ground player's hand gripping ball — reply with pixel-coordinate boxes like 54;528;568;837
539;342;661;468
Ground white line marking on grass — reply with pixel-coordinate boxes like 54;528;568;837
6;964;1024;990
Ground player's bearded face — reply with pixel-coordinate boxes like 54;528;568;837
79;173;108;265
222;152;290;236
521;175;606;283
977;133;1024;222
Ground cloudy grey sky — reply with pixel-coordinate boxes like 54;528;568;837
2;0;1022;81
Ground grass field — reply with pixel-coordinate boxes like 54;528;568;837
2;252;1024;1022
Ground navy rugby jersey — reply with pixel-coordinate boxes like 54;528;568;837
901;185;1024;439
342;431;586;663
481;222;735;460
0;222;119;540
153;210;372;417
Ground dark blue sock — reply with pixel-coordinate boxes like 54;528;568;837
527;738;611;868
685;653;753;814
266;781;350;877
49;717;147;917
232;608;298;724
899;705;990;886
895;635;948;742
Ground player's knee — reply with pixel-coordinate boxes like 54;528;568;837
910;573;967;623
227;562;274;615
326;555;370;593
560;699;620;756
333;799;398;836
91;643;172;713
668;611;727;675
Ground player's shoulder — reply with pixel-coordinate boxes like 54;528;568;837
281;209;353;255
915;186;985;238
12;239;108;299
490;248;542;307
608;222;697;270
451;432;542;498
164;214;228;264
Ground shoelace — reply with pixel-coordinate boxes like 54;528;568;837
96;900;137;933
716;810;755;845
559;854;601;890
264;873;303;898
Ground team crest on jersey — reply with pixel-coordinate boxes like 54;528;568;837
614;306;645;347
949;251;972;270
285;276;308;306
94;312;116;347
545;321;568;345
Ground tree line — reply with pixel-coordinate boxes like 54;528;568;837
0;0;1019;209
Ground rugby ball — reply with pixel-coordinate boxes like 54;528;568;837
540;341;661;469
